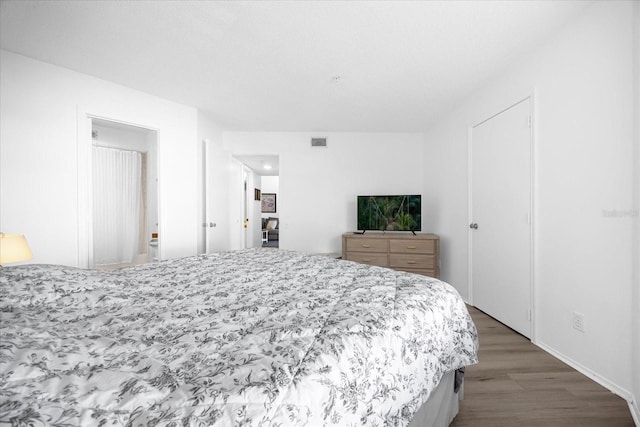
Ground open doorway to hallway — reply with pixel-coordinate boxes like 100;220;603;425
232;155;280;249
260;175;279;248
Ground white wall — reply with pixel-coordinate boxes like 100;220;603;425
0;50;199;266
633;2;640;422
423;0;637;410
228;159;245;250
223;132;424;254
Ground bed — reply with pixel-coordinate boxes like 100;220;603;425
0;248;478;426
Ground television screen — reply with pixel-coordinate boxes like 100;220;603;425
357;195;421;231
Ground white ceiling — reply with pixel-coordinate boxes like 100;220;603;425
234;154;280;176
1;0;593;132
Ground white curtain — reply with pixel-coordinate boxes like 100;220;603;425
93;146;142;265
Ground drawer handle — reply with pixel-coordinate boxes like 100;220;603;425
361;244;371;248
406;245;417;249
362;258;372;262
407;261;417;264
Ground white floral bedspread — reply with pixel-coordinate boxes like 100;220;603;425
0;248;477;426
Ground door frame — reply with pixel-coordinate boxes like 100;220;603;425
467;91;537;341
227;158;245;250
201;138;208;254
76;109;160;268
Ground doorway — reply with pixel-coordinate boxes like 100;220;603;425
202;150;280;253
233;155;279;249
90;119;158;268
469;97;533;338
260;175;280;248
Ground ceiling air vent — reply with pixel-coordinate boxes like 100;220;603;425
311;137;327;148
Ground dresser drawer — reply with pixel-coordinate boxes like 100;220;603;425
389;239;436;254
345;253;388;267
389;254;437;269
345;238;388;253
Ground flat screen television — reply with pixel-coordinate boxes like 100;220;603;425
357;195;421;233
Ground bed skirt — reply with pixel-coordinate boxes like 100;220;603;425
408;370;463;427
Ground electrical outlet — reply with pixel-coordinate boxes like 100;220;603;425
572;312;585;333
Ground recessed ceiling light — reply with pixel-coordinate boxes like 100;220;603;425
263;164;272;170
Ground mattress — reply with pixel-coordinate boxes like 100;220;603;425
0;248;478;426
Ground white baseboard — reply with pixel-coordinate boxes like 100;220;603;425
534;340;636;417
630;398;639;427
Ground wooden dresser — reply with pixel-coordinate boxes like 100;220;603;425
342;232;440;278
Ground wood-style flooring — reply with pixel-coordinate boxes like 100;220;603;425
450;306;635;427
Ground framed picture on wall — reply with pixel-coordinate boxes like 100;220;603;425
261;193;276;213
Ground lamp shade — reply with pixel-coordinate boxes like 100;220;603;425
0;233;33;265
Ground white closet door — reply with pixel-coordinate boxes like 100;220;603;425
470;98;532;338
204;139;231;253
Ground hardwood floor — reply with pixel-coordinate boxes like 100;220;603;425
450;306;635;427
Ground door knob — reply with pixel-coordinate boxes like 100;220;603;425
470;223;479;230
209;222;216;228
